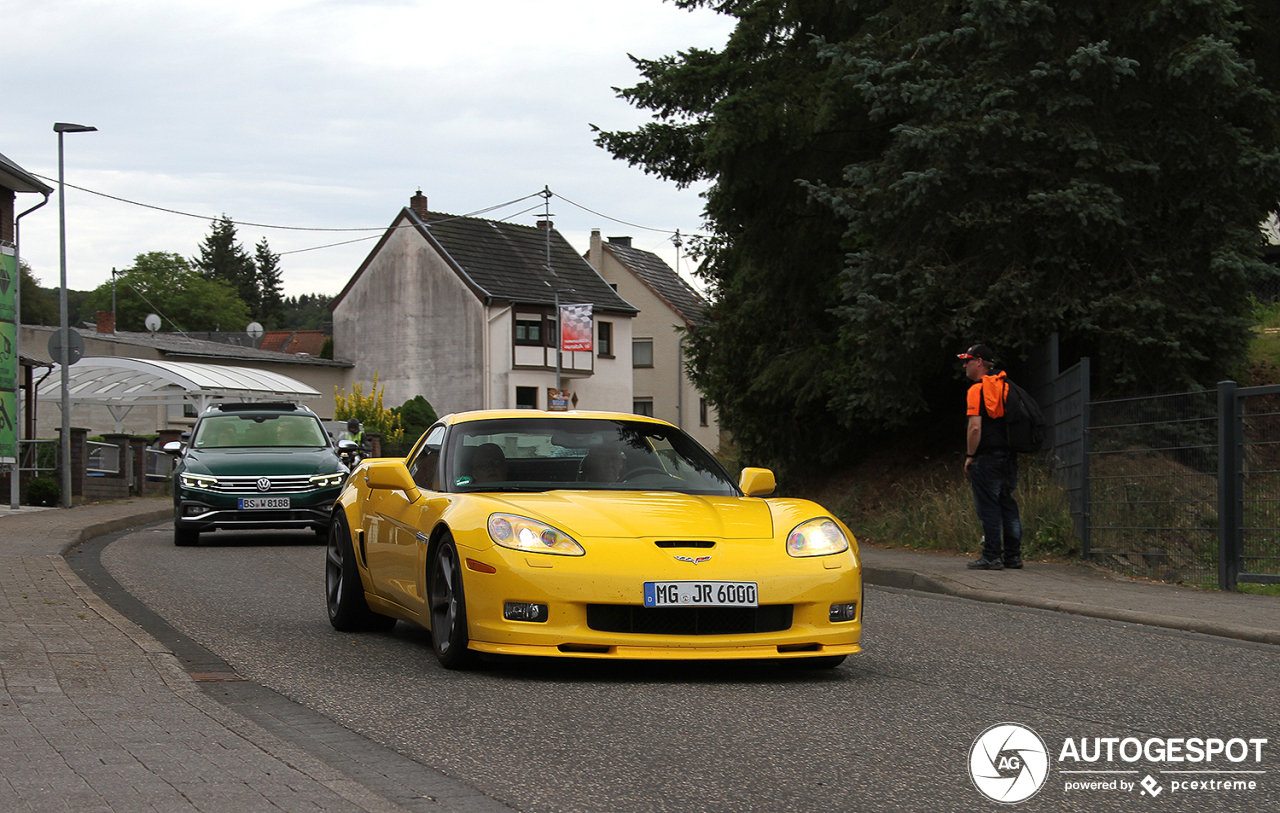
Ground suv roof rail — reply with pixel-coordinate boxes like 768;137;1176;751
208;402;302;413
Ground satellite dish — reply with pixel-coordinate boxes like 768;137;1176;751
145;314;161;333
246;321;265;341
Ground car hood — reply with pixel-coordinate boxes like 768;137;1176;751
478;491;775;540
183;448;343;476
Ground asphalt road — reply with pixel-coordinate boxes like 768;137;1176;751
87;524;1280;813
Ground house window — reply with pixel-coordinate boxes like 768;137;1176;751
700;397;709;427
515;318;542;346
598;321;613;357
633;339;653;368
633;399;654;417
516;387;538;409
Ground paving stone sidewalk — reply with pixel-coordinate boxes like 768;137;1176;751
0;500;507;813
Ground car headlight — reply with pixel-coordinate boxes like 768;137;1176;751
178;472;218;490
488;514;585;556
309;472;346;489
786;518;849;557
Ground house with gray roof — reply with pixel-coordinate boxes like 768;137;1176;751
586;230;720;451
329;192;639;415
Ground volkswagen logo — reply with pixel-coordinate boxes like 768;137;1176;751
968;723;1049;804
255;477;272;492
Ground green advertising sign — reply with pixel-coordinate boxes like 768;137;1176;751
0;246;15;463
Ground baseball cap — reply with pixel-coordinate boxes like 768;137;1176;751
957;344;995;362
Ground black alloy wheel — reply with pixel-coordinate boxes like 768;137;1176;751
325;514;395;632
429;535;476;670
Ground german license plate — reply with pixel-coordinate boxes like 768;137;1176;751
643;581;758;607
239;497;290;510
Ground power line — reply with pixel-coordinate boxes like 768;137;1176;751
37;173;707;257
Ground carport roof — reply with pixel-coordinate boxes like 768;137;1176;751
37;357;322;431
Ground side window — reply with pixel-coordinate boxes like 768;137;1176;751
408;426;446;490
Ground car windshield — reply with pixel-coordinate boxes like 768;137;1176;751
447;417;737;496
193;414;329;449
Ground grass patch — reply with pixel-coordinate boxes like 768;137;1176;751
790;450;1079;561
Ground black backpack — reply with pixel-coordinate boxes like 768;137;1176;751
1002;379;1048;453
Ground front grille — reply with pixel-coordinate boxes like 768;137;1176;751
207;475;318;494
586;604;793;636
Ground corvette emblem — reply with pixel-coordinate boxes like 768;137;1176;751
674;555;712;564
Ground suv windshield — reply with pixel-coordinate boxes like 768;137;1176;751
193;414;329;449
446;417;736;496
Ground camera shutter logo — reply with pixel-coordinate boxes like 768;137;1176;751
969;723;1050;803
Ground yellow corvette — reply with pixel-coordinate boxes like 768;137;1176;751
325;410;862;669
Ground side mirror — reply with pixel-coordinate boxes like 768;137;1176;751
363;460;421;501
162;441;184;455
739;467;776;497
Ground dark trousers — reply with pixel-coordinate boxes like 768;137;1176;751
969;452;1022;562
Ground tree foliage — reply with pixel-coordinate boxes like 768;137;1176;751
81;252;251;332
18;261;57;326
599;0;1280;470
254;237;286;327
810;0;1280;428
595;0;876;469
194;215;261;318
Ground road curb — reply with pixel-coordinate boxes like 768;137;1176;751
862;565;1280;647
64;507;172;554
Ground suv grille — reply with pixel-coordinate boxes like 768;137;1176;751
586;604;793;636
207;475;319;494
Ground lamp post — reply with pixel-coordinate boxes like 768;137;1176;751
54;122;96;508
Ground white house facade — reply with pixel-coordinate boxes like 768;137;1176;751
586;230;721;452
331;193;638;417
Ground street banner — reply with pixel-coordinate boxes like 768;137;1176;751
0;246;15;463
559;303;593;352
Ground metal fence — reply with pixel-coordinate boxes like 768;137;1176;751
1085;388;1220;587
1068;380;1280;590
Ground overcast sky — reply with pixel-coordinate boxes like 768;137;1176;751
6;0;733;307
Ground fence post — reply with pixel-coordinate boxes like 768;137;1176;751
1217;380;1240;591
1079;357;1091;559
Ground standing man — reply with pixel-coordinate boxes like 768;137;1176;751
958;344;1023;570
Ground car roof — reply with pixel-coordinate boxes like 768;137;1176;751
202;401;315;416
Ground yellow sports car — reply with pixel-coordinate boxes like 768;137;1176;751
325;410;862;669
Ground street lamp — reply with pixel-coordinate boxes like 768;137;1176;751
54;122;96;508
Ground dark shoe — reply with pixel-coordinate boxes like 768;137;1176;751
1003;556;1024;569
967;557;1004;570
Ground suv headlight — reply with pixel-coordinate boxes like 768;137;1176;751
488;514;584;556
178;472;218;491
786;518;850;557
309;472;346;489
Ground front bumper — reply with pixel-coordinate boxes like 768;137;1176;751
453;541;864;661
175;489;339;532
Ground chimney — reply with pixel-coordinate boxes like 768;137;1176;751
588;229;603;269
410;189;429;221
607;236;632;248
96;310;115;334
537;220;553;231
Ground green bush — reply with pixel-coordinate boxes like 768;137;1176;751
25;477;60;507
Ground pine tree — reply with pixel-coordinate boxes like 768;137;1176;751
254;237;285;327
194;215;259;318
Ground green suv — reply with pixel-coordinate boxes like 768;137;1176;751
168;402;349;546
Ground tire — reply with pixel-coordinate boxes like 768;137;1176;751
325;514;396;632
174;523;199;547
428;535;476;670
